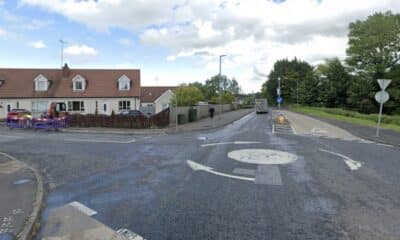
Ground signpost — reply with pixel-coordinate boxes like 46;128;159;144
277;97;283;105
375;79;391;137
277;77;281;109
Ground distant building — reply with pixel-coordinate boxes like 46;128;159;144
0;64;141;118
140;86;176;115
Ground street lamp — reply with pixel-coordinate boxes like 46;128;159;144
219;55;226;120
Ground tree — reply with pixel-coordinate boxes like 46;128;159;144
346;11;400;113
211;92;235;104
262;58;314;105
204;75;241;100
315;58;351;107
346;11;400;79
171;84;204;106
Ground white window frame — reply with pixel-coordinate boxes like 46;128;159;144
118;75;131;91
119;100;131;111
34;74;49;91
72;75;86;92
31;101;49;114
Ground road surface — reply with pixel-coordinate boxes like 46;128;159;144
0;111;399;239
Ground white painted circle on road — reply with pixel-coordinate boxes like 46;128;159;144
228;149;297;165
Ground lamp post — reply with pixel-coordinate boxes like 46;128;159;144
59;39;67;68
219;55;226;120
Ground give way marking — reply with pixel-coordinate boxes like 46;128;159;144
319;148;362;171
186;160;255;182
200;141;260;147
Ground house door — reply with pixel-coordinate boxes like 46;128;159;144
102;102;109;115
2;103;11;118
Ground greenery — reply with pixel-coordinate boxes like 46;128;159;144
291;105;400;132
171;84;204;106
261;11;400;115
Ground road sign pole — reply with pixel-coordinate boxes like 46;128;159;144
278;77;281;110
376;102;383;137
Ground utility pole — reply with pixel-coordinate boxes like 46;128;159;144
219;55;226;120
175;94;178;132
59;39;67;68
278;77;281;109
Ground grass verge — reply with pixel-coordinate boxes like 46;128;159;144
290;105;400;133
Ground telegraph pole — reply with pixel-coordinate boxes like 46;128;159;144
59;39;67;68
218;55;226;120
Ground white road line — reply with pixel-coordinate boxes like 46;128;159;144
64;138;136;144
319;148;362;171
200;141;260;147
68;201;97;216
186;160;255;182
272;124;275;134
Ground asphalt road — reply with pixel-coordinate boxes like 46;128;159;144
1;112;400;240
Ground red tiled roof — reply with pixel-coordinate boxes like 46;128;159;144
140;86;176;102
0;66;140;98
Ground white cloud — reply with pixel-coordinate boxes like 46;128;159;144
29;40;46;49
0;27;6;37
19;0;400;92
64;44;98;57
118;38;133;47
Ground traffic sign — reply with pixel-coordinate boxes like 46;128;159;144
276;88;281;96
377;79;391;90
277;97;283;104
375;90;389;104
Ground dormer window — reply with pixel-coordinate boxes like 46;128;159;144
34;74;49;91
72;75;86;92
118;75;131;91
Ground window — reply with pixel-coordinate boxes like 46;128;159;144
162;103;170;110
72;75;86;91
32;101;48;114
34;74;48;91
118;75;131;91
119;100;131;111
67;101;85;111
103;103;107;113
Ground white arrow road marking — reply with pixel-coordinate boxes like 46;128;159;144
186;160;255;182
319;148;362;171
64;138;136;144
200;141;260;147
68;201;97;216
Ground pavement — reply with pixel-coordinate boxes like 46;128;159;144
0;152;43;240
0;110;400;239
167;108;254;133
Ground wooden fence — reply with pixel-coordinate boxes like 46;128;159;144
69;108;170;128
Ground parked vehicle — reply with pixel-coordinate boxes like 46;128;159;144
255;98;269;114
6;109;33;129
6;102;69;130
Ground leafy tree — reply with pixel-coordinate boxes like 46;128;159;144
347;11;400;79
315;58;351;107
262;58;314;105
211;92;235;104
204;75;241;100
171;84;204;106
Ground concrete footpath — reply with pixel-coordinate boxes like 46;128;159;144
0;152;43;240
167;108;253;133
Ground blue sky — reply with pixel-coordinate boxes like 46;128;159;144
0;0;399;92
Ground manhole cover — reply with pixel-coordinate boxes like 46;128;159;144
228;149;297;165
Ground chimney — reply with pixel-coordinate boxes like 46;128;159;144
62;63;70;79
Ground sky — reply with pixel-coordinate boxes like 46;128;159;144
0;0;399;93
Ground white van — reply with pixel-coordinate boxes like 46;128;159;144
255;98;269;114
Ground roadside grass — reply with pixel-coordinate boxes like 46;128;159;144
290;105;400;132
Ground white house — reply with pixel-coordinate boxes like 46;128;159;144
140;87;176;115
0;64;141;119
